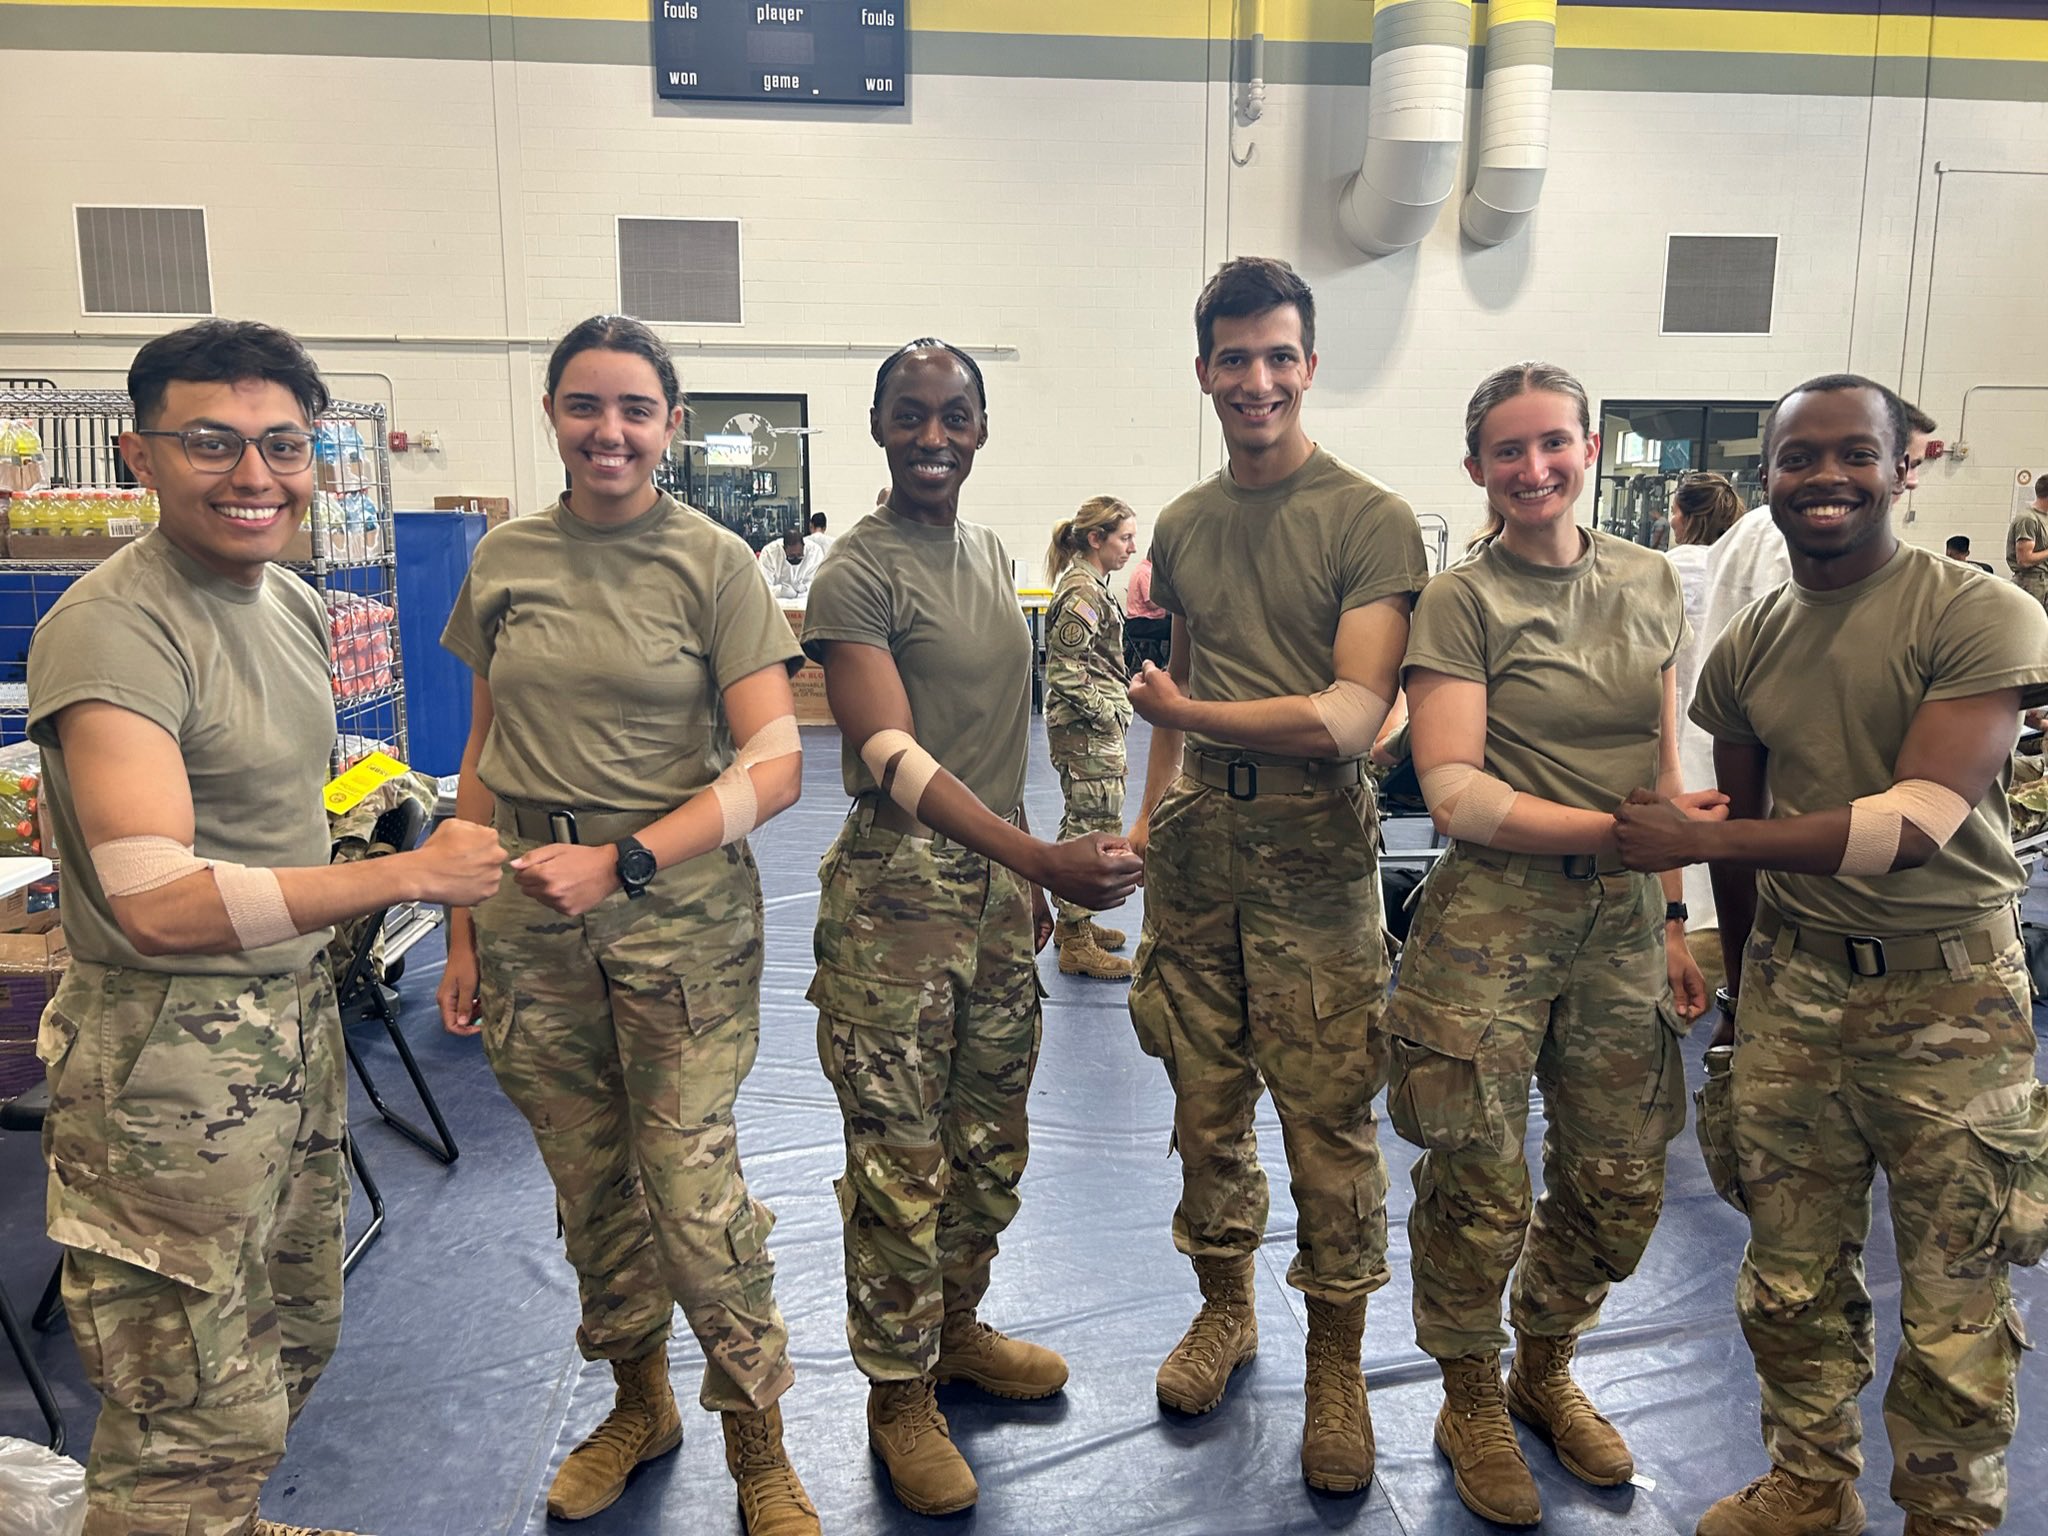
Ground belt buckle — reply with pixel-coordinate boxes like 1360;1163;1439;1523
548;810;580;845
1561;854;1596;880
1226;760;1258;800
1846;935;1886;978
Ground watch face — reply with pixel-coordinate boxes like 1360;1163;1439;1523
622;847;657;883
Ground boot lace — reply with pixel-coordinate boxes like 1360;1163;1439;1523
730;1420;815;1522
1449;1365;1524;1459
1303;1338;1365;1437
1172;1300;1247;1373
572;1406;653;1468
875;1380;947;1452
1528;1347;1607;1438
1737;1469;1833;1518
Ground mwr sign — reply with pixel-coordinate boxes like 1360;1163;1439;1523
655;0;908;107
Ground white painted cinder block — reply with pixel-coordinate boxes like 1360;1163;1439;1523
3;48;2045;561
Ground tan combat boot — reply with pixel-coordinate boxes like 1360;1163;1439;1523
1694;1468;1866;1535
721;1403;821;1536
1300;1296;1374;1494
1903;1518;1978;1536
1088;920;1127;952
1505;1331;1634;1485
936;1310;1069;1399
1155;1254;1258;1414
1436;1353;1541;1527
1056;919;1133;980
868;1377;978;1515
546;1344;684;1520
251;1523;369;1535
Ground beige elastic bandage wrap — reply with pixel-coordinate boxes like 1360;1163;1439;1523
91;834;301;951
1311;679;1394;758
1838;778;1972;877
1418;762;1518;845
710;714;801;846
860;727;941;818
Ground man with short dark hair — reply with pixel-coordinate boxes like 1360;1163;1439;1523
807;509;833;554
1616;373;2048;1536
1127;256;1427;1495
1945;534;1992;573
758;524;824;600
29;320;505;1536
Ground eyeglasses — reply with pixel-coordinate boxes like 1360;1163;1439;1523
134;427;316;474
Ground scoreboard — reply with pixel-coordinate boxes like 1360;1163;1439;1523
654;1;908;107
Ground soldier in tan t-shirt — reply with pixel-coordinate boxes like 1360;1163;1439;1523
1619;374;2048;1536
1389;363;1712;1525
1126;259;1426;1496
801;340;1141;1517
435;317;821;1533
2006;474;2048;610
29;322;503;1536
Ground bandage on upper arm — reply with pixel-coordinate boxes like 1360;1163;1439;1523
1837;778;1972;876
91;834;300;951
709;714;801;846
859;727;941;818
1418;762;1518;845
1311;679;1394;758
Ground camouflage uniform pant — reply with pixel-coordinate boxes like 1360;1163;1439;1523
1385;846;1686;1361
472;826;792;1413
36;960;348;1536
1128;776;1392;1302
809;802;1042;1382
1047;719;1128;925
1730;915;2048;1529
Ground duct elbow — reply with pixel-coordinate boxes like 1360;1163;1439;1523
1461;163;1548;246
1340;138;1463;256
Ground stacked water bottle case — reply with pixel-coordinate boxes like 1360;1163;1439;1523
0;387;409;773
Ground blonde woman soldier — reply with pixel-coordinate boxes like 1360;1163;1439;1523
437;315;819;1535
1044;495;1141;979
1390;361;1719;1527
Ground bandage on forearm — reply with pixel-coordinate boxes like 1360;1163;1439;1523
1838;778;1972;876
91;834;302;951
859;727;941;818
1311;679;1393;758
1418;762;1518;844
710;714;801;846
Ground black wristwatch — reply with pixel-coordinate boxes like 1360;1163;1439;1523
1664;901;1688;925
614;836;657;900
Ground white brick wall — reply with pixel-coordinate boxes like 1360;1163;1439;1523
3;46;2043;565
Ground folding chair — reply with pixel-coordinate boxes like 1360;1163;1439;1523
332;799;458;1164
0;1081;65;1452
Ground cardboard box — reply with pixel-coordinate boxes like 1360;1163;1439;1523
8;531;135;560
435;495;513;526
780;608;833;726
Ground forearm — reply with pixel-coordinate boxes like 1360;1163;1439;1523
444;757;497;951
908;770;1047;882
635;756;801;872
1709;861;1758;991
119;856;424;958
1469;795;1618;857
1692;807;1856;875
1138;718;1185;824
1177;694;1339;758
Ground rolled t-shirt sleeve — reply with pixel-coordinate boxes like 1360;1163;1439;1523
27;599;191;748
801;551;894;664
1400;571;1489;684
1923;581;2048;703
1337;492;1430;613
440;566;494;677
711;550;805;688
1689;626;1759;745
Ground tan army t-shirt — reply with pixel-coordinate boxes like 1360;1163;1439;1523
2007;506;2048;593
802;505;1032;814
443;494;801;812
1150;446;1428;764
1404;529;1686;812
1692;542;2048;936
28;532;337;975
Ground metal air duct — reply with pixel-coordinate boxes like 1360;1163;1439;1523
1338;0;1475;256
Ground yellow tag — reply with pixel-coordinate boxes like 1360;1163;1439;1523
323;750;412;815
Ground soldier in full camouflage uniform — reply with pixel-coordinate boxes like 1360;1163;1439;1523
1042;496;1140;979
27;319;503;1536
1618;374;2048;1536
1391;362;1704;1527
437;316;819;1534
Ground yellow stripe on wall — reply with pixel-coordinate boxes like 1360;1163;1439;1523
0;0;2043;62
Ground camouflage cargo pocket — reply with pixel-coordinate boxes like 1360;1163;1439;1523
1636;998;1692;1150
1384;999;1504;1155
1939;1079;2048;1272
1126;950;1178;1069
1693;1044;1748;1214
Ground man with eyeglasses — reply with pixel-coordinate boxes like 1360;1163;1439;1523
26;320;505;1536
